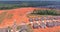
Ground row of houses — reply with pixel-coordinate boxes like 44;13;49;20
28;16;60;29
28;16;60;23
31;21;60;29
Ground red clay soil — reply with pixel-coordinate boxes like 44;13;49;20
0;7;60;32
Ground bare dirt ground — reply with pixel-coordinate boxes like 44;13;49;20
0;7;60;32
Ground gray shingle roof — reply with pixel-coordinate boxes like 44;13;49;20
0;28;8;32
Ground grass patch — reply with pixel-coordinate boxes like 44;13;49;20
17;26;21;30
7;14;13;19
17;25;33;32
0;12;7;24
26;24;33;32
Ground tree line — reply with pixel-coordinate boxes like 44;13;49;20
31;9;60;16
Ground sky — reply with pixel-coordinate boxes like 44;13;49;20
0;0;60;1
